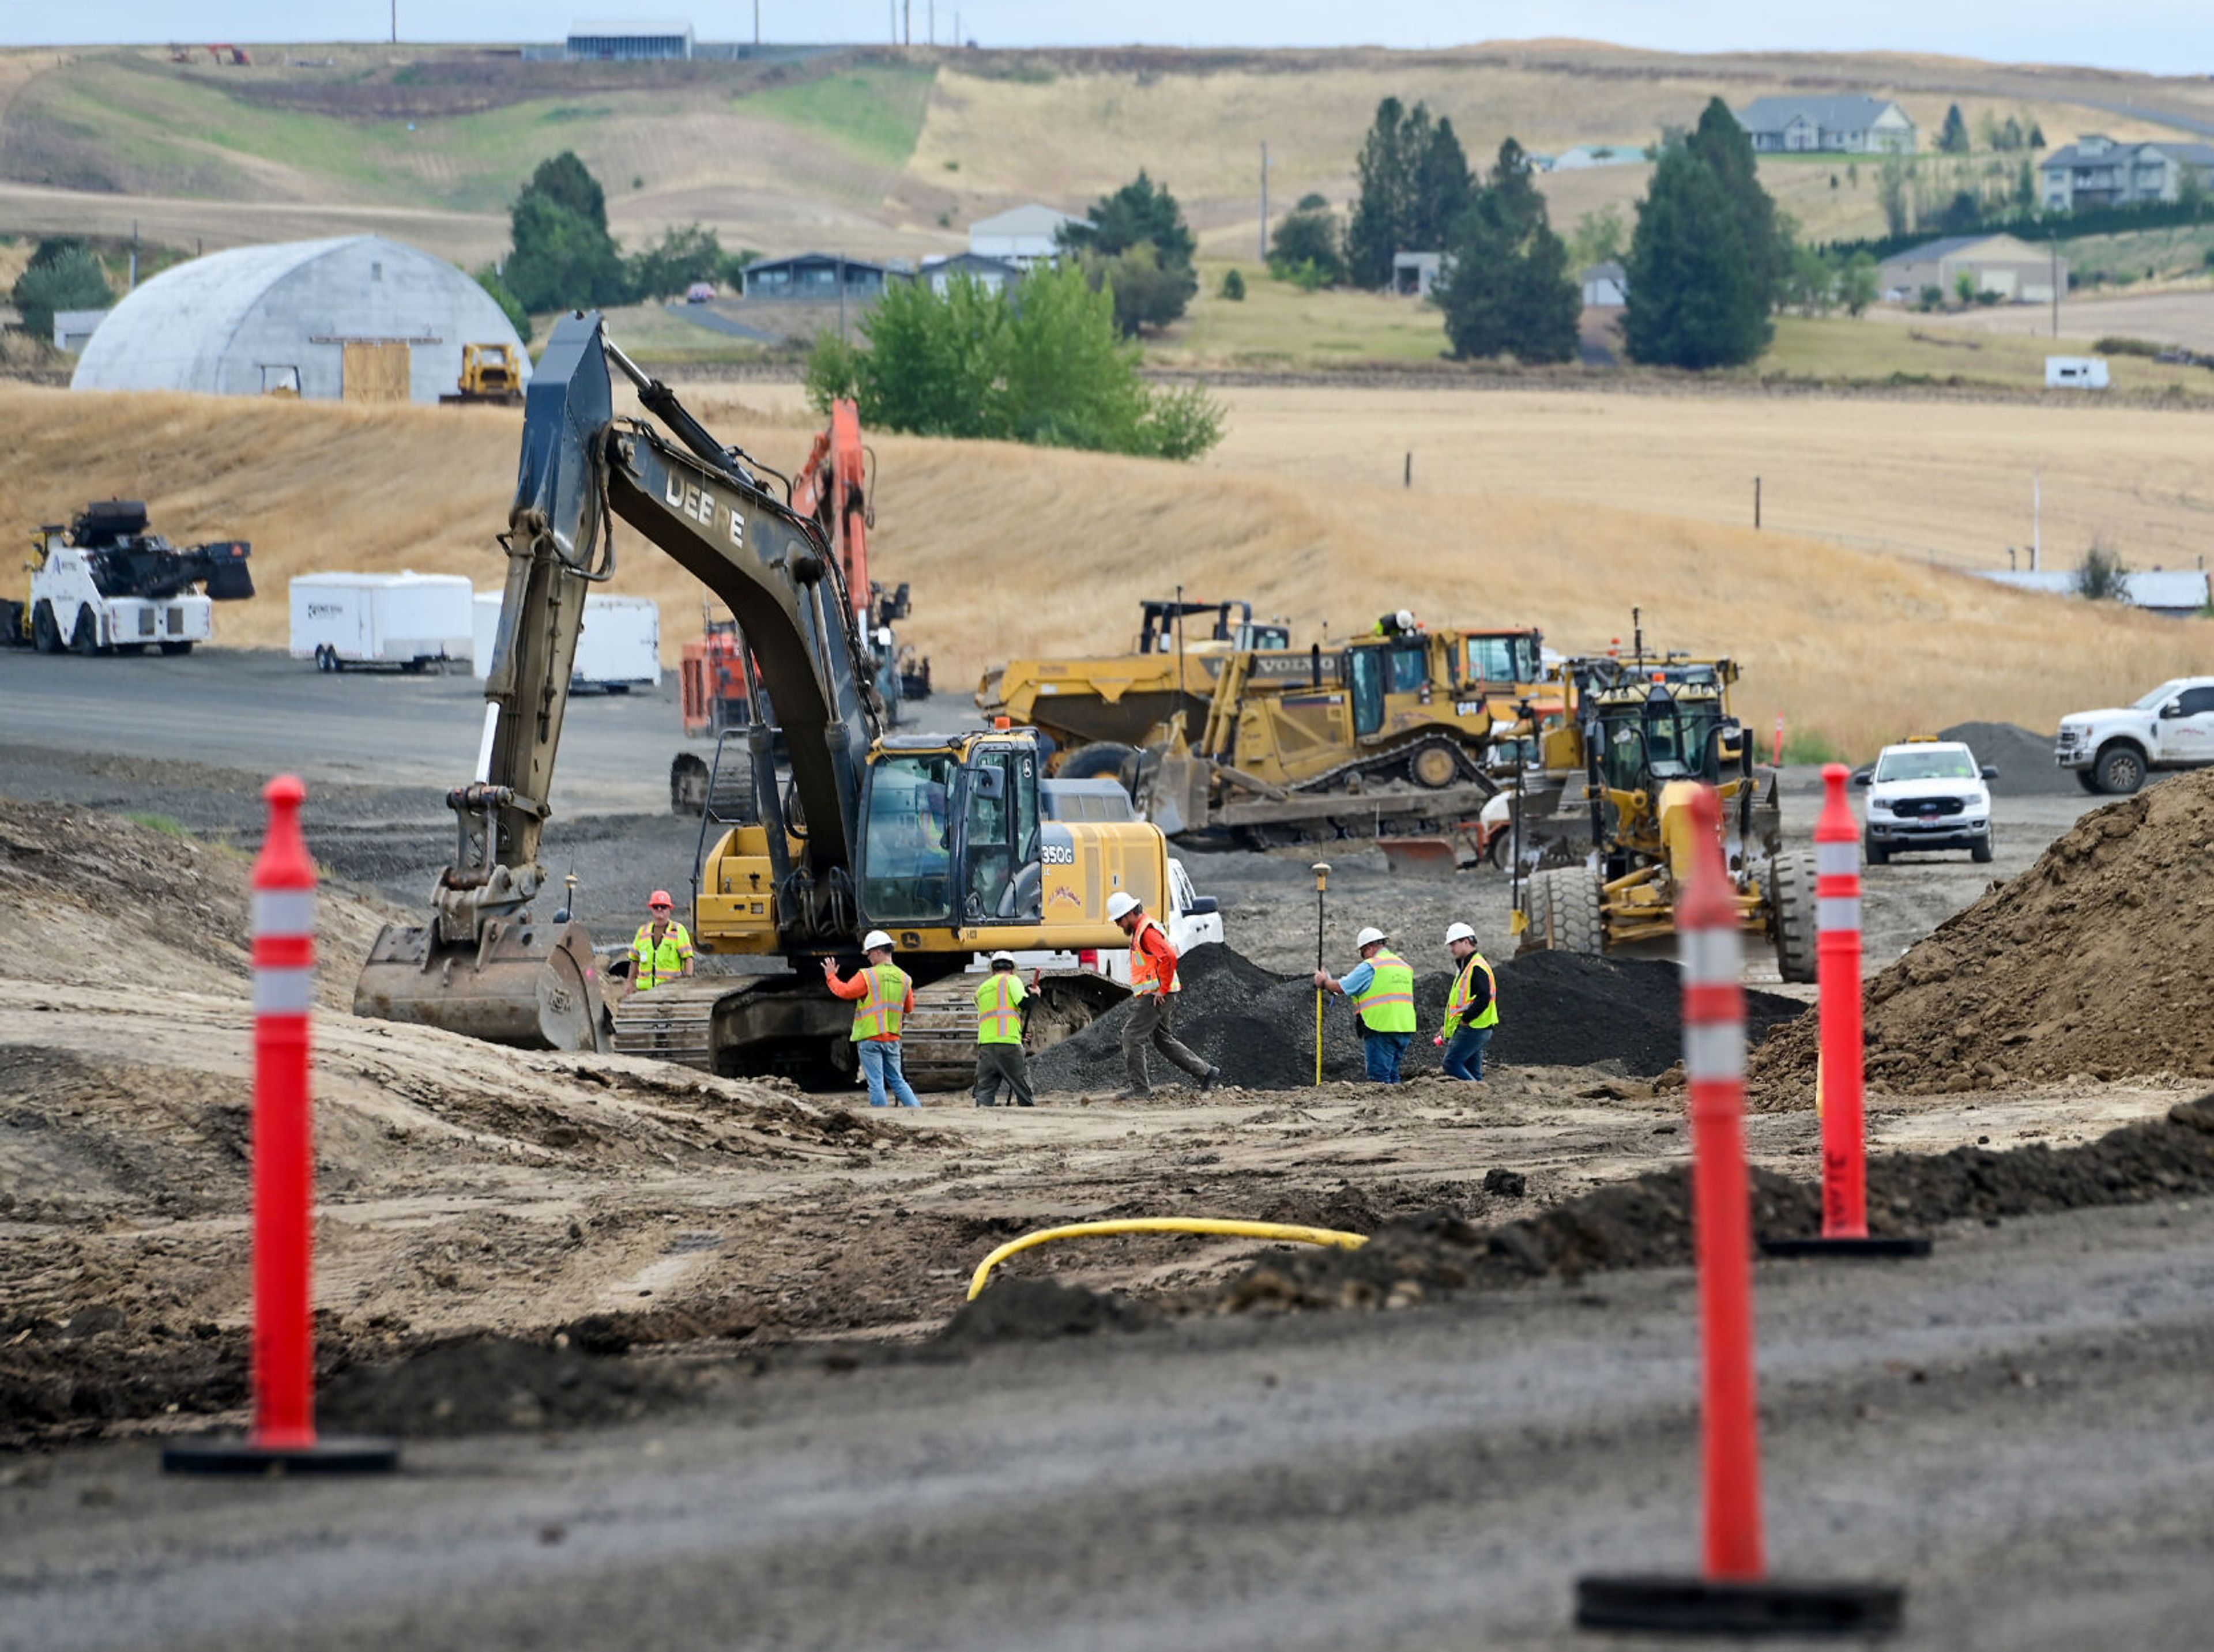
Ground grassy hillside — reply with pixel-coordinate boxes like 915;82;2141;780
6;380;2208;756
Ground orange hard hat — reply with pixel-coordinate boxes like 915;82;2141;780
649;889;673;910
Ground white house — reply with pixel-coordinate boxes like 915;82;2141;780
1733;95;1916;154
967;204;1084;267
920;252;1023;296
2040;134;2214;211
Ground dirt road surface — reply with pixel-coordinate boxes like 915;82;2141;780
10;1200;2214;1651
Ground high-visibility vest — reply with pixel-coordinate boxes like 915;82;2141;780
1128;916;1181;997
1446;950;1499;1034
1350;948;1417;1034
630;921;692;992
850;961;910;1041
975;971;1026;1046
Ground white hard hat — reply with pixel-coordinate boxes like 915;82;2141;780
1105;891;1141;921
862;929;895;951
1355;926;1388;949
1396;609;1416;631
1445;922;1477;945
989;952;1016;967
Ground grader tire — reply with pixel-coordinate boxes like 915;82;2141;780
1771;850;1820;985
1527;866;1605;956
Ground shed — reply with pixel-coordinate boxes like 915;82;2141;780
1878;233;2066;304
1579;262;1628;307
1392;251;1444;298
52;307;108;352
967;204;1084;266
2046;356;2109;390
69;235;528;404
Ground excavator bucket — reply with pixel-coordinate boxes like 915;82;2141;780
353;917;609;1052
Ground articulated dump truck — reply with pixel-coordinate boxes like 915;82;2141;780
354;314;1176;1088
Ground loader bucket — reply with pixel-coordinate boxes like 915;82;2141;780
353;918;609;1052
1377;835;1463;879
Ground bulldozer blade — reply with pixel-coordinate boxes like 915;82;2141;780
1145;751;1211;838
1376;835;1464;879
353;918;608;1052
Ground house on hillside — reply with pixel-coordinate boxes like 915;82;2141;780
920;252;1022;296
1877;233;2066;304
564;21;694;60
1732;95;1916;154
740;253;912;302
1579;262;1628;307
2040;134;2214;211
967;204;1085;267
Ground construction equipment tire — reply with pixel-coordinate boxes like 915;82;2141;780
1058;741;1137;783
1407;740;1462;790
1771;851;1819;984
1527;866;1604;956
159;641;193;657
671;752;709;815
69;606;101;655
31;601;60;654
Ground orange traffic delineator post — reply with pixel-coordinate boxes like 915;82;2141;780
1575;786;1903;1636
165;778;399;1477
1761;764;1931;1262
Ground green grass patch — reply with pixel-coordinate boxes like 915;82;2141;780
123;811;189;838
1782;729;1846;767
739;63;935;169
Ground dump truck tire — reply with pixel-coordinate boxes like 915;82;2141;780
1059;741;1137;782
1772;850;1819;984
1527;866;1604;956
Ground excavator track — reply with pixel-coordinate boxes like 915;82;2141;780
609;978;728;1070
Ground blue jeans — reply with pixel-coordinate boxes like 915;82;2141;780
1443;1025;1493;1081
1362;1031;1413;1083
858;1040;922;1108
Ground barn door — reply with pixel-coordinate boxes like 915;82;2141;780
341;341;411;403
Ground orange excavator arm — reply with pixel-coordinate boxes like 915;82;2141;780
792;398;870;627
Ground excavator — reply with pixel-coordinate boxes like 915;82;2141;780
353;314;1170;1087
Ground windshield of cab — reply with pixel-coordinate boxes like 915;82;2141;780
861;752;956;924
2134;680;2190;711
1874;746;1978;783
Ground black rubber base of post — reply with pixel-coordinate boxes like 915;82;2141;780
1575;1574;1904;1635
161;1435;401;1476
1759;1234;1934;1259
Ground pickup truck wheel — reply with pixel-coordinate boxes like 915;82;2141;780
2093;744;2147;796
1970;828;1994;865
1863;832;1889;866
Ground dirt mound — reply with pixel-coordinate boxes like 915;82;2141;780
1754;771;2214;1098
1215;1093;2214;1312
318;1336;694;1438
1032;944;1802;1092
933;1278;1153;1348
1938;721;2074;797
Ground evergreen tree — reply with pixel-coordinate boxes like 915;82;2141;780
1436;139;1579;364
1939;104;1971;154
1685;97;1784;318
1059;170;1199;333
1346;97;1410;289
1407;114;1474;251
10;237;112;343
1622;145;1767;369
502;152;631;312
1269;198;1343;284
1345;98;1474;288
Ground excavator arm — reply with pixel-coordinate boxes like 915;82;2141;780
356;311;882;1047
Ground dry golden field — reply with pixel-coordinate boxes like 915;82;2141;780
6;379;2211;757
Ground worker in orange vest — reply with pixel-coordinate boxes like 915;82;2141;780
1108;891;1222;1099
823;929;921;1108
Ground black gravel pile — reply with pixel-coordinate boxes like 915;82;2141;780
1030;944;1805;1092
1938;722;2074;796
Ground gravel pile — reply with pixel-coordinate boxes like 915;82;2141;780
1937;721;2074;797
1032;943;1804;1092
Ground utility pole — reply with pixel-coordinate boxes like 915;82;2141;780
391;1;397;44
1754;476;1762;530
928;0;935;46
754;0;760;46
129;219;138;289
1258;142;1270;262
903;0;910;46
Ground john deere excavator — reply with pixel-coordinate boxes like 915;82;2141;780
354;314;1170;1086
1514;652;1813;982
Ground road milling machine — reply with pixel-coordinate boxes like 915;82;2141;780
1513;651;1813;982
354;314;1174;1087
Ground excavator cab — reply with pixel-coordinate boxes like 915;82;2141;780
858;734;1043;931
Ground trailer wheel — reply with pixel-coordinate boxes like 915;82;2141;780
159;641;193;657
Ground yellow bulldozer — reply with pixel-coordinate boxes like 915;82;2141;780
1513;649;1811;981
439;343;525;406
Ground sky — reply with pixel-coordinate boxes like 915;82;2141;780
0;1;2204;76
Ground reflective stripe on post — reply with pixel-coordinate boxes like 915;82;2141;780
250;775;318;1451
1677;784;1765;1585
1814;764;1868;1240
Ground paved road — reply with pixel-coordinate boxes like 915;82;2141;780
7;1201;2213;1650
0;648;675;817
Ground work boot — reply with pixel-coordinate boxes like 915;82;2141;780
1114;1087;1153;1102
1199;1066;1225;1092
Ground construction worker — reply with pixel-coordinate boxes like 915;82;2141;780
973;952;1036;1108
1107;891;1222;1099
1313;926;1417;1083
630;891;694;993
823;930;921;1109
1436;921;1499;1081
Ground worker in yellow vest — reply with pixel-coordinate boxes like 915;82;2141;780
823;929;921;1108
1313;925;1417;1083
973;952;1037;1108
629;890;694;992
1436;921;1499;1081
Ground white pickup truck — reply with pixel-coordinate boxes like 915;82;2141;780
2055;677;2214;794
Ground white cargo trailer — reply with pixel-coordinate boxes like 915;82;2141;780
289;572;474;672
571;594;661;692
475;589;662;690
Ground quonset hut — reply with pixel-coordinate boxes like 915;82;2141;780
70;235;529;405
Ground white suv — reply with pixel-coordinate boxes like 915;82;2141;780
1854;740;1997;865
2055;677;2214;795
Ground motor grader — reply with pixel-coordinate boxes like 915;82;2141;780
355;314;1174;1088
1515;658;1813;982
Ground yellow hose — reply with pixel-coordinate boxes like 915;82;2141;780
966;1217;1369;1300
